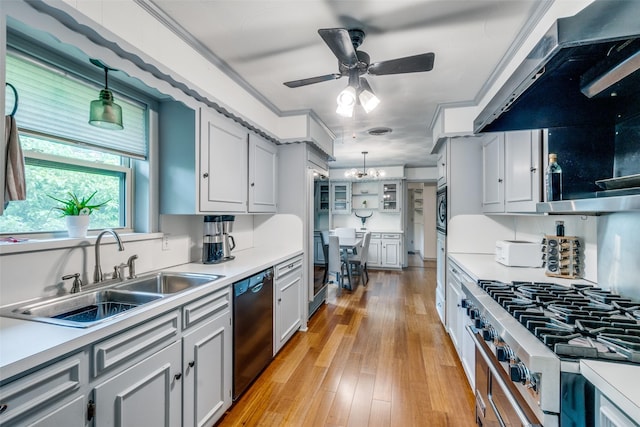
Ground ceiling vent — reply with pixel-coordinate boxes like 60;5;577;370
367;127;392;136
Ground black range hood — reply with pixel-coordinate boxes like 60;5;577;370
474;0;640;134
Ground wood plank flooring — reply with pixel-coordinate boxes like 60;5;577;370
217;257;476;427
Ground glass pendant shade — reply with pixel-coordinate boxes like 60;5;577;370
336;86;356;117
89;89;123;130
358;79;380;113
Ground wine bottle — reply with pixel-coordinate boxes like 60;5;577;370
546;153;563;201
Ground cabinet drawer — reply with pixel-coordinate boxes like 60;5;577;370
381;233;400;240
275;255;303;280
371;233;382;239
0;353;86;425
183;286;231;329
92;311;179;377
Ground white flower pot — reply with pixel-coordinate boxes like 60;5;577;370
66;215;90;238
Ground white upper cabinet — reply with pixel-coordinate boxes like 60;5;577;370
482;130;542;214
379;180;402;213
504;130;542;212
248;134;278;213
330;182;351;214
200;109;249;212
482;133;505;213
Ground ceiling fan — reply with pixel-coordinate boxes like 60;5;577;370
283;28;435;89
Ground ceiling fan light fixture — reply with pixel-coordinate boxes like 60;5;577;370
358;78;380;113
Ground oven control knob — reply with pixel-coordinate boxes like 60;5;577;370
482;326;495;341
475;316;485;329
496;346;508;361
509;363;528;384
461;299;469;309
470;308;480;320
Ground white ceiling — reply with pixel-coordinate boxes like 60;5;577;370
147;0;544;169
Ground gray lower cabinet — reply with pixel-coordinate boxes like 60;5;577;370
182;296;232;426
274;255;303;354
0;352;87;426
93;340;182;426
367;233;402;269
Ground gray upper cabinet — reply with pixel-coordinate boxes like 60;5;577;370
248;134;278;213
159;101;278;214
482;130;541;214
200;108;249;212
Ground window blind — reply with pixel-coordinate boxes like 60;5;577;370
5;53;148;159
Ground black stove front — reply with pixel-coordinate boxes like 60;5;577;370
476;280;640;363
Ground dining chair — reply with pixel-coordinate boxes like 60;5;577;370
347;231;371;285
334;227;356;239
327;235;347;291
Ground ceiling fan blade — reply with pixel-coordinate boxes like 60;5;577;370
283;73;342;88
318;28;359;68
368;53;435;75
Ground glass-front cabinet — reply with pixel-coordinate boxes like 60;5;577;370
330;182;351;214
316;181;330;212
379;180;401;212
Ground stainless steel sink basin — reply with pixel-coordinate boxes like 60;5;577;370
2;289;163;328
115;272;222;294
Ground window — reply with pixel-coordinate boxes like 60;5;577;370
1;52;147;235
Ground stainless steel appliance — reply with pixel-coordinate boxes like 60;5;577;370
233;267;273;400
221;215;236;261
202;215;224;264
436;187;447;234
462;280;640;427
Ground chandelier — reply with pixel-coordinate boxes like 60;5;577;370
344;151;386;179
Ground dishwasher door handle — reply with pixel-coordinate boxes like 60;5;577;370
251;283;264;293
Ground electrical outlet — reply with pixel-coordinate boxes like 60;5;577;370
162;234;169;251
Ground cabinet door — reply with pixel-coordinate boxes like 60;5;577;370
368;237;381;267
330;182;351;214
446;282;465;356
381;235;401;267
482;133;505;213
437;145;447;188
94;341;182;427
183;312;232;427
436;232;446;295
200;109;248;212
248;134;278;213
461;321;476;390
317;182;330;212
275;266;302;353
505;130;541;212
26;395;85;427
379;181;401;212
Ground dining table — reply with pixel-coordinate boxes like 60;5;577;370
337;236;362;289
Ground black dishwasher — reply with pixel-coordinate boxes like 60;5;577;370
233;267;273;400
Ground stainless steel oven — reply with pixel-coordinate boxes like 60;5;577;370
472;328;543;427
436;187;447;234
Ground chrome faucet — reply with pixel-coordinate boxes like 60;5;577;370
93;229;125;283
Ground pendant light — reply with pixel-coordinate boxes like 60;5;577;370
336;71;380;118
345;151;386;179
89;59;123;130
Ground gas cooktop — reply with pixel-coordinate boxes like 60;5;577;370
477;280;640;363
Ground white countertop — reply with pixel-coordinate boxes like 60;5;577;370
0;245;301;381
447;252;592;286
581;360;640;423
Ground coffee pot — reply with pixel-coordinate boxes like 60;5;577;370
202;216;224;264
221;215;236;260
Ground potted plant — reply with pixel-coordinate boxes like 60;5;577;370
49;191;110;238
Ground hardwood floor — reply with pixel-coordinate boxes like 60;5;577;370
218;256;476;427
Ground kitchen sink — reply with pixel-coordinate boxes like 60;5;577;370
115;272;222;294
2;289;164;328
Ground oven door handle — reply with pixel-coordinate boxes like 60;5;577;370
468;326;542;427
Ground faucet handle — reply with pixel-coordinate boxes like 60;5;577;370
127;255;138;279
113;263;128;280
62;273;83;293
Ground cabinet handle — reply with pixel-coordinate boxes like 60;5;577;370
251;182;255;187
498;178;503;183
0;404;7;414
174;373;182;381
188;361;195;368
87;400;95;421
530;167;537;172
202;173;209;178
278;298;282;303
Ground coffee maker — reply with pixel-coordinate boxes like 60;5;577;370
202;216;224;264
220;215;236;261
